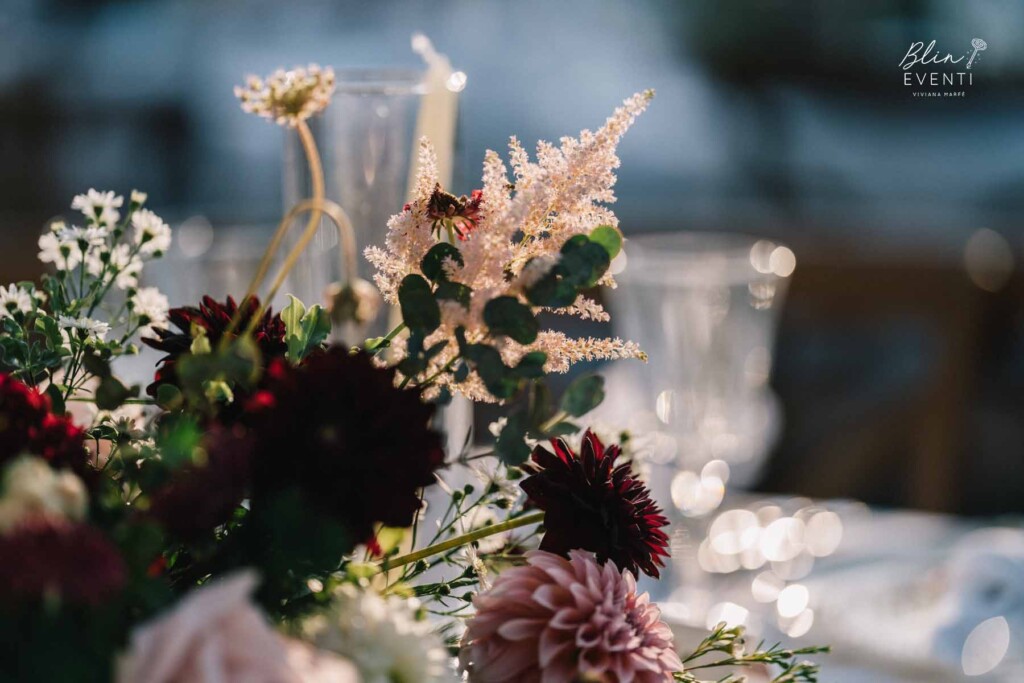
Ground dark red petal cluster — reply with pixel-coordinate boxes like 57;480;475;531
244;347;445;544
426;184;483;241
0;373;87;474
0;517;126;605
520;430;671;578
148;425;253;542
141;295;287;397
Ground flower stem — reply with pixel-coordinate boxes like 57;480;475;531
379;511;544;573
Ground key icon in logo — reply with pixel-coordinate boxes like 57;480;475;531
967;38;987;69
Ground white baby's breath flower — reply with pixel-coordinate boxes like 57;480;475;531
131;209;171;256
130;189;148;206
0;456;88;533
71;189;123;228
38;231;82;271
107;244;143;289
303;586;456;683
131;286;169;336
0;284;33;318
58;315;110;343
235;64;336;128
59;225;109;249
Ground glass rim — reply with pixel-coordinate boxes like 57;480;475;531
332;67;428;95
619;231;794;285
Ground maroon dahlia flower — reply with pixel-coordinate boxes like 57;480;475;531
0;373;87;474
520;430;671;578
142;295;287;397
0;517;126;605
243;347;445;545
148;425;253;542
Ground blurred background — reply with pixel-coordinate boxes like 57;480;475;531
4;0;1023;515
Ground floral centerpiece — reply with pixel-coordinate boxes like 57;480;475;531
0;64;826;682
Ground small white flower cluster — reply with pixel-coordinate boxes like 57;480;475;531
0;284;33;319
58;315;111;344
0;456;88;533
235;64;336;128
130;286;170;337
37;189;171;293
366;92;653;401
302;585;456;683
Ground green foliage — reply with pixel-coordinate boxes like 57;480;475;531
398;274;441;334
560;374;605;417
421;242;464;283
483;296;539;344
495;409;531;465
281;295;332;363
523;232;617;308
589;224;623;259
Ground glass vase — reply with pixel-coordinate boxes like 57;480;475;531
282;68;427;326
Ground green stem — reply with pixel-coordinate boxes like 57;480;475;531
379;510;544;573
68;396;156;405
371;322;406;357
539;410;569;433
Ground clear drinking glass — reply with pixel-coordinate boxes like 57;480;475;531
282;69;427;322
608;232;794;612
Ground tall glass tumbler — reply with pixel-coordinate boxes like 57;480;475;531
283;69;427;326
609;233;794;609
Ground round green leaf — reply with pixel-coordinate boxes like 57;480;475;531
421;243;464;283
590;225;623;259
398;274;441;334
483;296;539;344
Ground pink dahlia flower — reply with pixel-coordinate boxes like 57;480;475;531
462;550;683;682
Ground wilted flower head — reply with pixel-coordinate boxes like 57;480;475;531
117;571;299;683
425;184;483;241
235;64;336;127
462;549;683;682
303;584;456;683
521;430;670;578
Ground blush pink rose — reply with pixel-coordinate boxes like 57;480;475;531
118;571;359;683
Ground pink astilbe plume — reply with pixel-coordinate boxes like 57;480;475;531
461;549;683;683
365;92;654;401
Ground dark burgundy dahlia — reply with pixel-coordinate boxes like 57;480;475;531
148;425;253;542
0;373;88;474
520;430;671;578
244;347;445;544
142;295;287;397
0;517;126;605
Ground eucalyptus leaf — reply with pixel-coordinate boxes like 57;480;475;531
421;242;464;283
560;374;605;417
589;224;623;259
398;274;441;334
483;296;538;344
